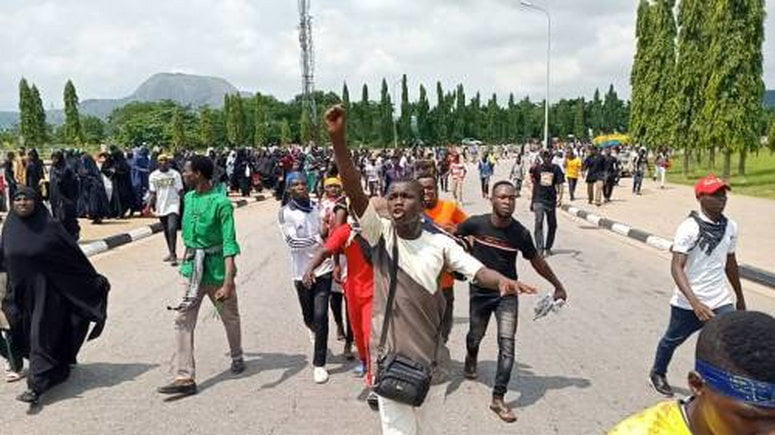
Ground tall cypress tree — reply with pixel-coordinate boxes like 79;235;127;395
672;0;709;173
63;80;83;145
453;84;466;141
360;84;371;145
416;84;430;142
589;89;604;136
18;78;34;146
699;0;765;177
629;0;652;147
253;95;267;147
200;107;217;146
30;85;47;146
399;74;412;143
573;98;587;140
379;79;393;146
171;109;186;150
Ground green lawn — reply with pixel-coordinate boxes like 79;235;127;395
667;151;775;199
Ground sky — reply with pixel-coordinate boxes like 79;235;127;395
0;0;773;111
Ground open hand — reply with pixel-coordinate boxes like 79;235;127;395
498;279;538;297
691;301;715;322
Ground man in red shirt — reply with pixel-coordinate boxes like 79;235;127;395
303;221;374;381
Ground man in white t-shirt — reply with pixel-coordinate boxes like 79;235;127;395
148;154;184;266
649;174;746;397
325;105;537;434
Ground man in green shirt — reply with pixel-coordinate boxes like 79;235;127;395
157;155;244;397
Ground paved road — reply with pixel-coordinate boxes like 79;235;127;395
2;161;773;434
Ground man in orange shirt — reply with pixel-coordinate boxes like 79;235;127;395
418;173;468;342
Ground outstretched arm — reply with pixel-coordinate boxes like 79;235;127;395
325;105;369;217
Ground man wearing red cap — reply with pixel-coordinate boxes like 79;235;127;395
649;174;746;397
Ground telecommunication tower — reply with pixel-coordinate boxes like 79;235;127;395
298;0;317;140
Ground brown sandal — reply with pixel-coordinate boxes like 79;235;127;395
490;399;517;423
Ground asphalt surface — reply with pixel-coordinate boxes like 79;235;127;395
2;161;774;434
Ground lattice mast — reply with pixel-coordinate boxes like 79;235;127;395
298;0;317;140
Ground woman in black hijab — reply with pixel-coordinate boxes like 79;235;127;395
77;154;110;224
49;151;81;240
0;187;110;405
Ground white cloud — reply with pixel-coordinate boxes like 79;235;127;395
0;0;773;111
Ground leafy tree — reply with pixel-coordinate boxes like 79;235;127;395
81;115;106;144
300;106;313;145
171;109;186;150
199;107;217;146
768;118;775;153
253;95;268;147
18;78;34;146
573;98;587;140
589;89;604;136
226;94;247;146
379;78;393;146
399;74;412;143
453;84;466;141
30;85;47;146
359;84;372;145
280;119;292;145
699;0;765;177
416;84;430;142
63;80;83;145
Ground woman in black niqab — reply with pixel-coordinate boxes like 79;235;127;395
0;187;110;405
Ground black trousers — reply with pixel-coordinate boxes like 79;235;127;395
466;287;519;398
533;202;557;251
329;291;353;345
567;178;578;200
441;288;454;343
295;274;332;367
159;213;179;256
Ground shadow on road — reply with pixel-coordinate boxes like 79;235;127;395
445;359;590;409
193;352;308;393
39;362;158;407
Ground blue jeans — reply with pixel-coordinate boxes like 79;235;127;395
652;304;735;375
466;286;519;398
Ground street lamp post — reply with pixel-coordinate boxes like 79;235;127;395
392;79;402;149
520;0;551;150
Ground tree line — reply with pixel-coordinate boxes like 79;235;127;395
8;76;633;151
629;0;769;178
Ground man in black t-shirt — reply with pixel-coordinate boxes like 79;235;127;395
456;180;568;423
530;150;565;257
583;146;605;206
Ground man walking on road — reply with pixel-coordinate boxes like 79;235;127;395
456;180;567;423
326;104;537;435
148;154;184;266
649;174;746;397
602;148;619;203
530;150;564;257
278;172;334;384
417;173;468;343
583;146;605;206
157;155;244;397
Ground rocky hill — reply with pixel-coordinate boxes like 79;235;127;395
0;72;243;129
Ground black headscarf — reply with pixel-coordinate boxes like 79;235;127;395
689;211;728;256
1;186;110;340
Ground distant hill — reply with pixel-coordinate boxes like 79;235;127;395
765;89;775;108
0;72;243;129
78;72;242;119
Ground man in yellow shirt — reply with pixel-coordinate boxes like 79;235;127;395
564;150;582;202
610;311;775;434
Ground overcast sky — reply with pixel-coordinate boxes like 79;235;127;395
1;0;773;111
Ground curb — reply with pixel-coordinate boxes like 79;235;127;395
560;204;775;290
79;194;268;258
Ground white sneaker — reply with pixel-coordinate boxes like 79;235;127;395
5;368;27;383
313;366;329;384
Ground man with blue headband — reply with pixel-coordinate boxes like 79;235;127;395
611;311;775;434
278;171;335;384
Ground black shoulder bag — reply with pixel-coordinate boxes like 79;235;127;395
373;232;434;407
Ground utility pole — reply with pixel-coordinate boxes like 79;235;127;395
298;0;317;145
